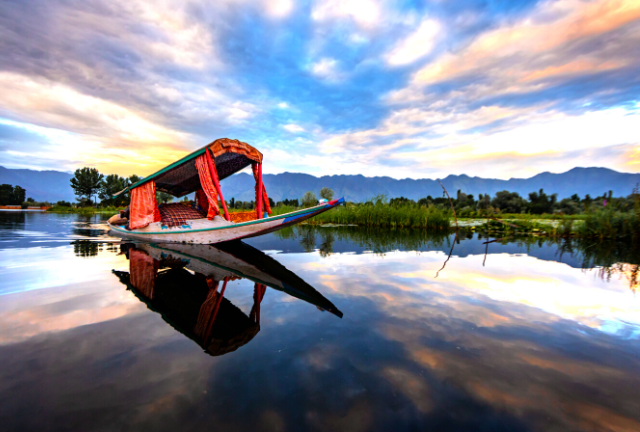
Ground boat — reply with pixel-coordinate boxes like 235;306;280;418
112;240;342;356
107;138;343;244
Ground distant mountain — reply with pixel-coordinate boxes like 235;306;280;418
0;166;74;202
1;166;639;203
227;167;640;202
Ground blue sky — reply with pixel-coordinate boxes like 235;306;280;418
0;0;638;179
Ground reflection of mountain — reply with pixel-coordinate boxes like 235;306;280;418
113;241;342;356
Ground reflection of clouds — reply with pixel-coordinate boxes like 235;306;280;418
300;250;640;334
3;235;640;431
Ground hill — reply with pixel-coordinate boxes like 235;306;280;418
1;166;638;203
0;166;74;202
226;167;640;202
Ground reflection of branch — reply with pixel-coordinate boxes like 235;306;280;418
487;216;519;229
435;232;457;278
438;179;458;230
483;240;489;267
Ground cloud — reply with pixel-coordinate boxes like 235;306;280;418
0;0;639;178
311;0;381;28
310;57;342;81
386;19;441;66
282;123;305;133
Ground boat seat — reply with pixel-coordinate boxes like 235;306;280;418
159;203;207;227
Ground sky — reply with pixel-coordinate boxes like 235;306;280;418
0;0;639;180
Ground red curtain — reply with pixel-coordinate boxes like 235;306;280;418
129;181;160;229
251;163;272;215
195;155;220;219
196;189;209;214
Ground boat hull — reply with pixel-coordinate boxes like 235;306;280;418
108;198;344;244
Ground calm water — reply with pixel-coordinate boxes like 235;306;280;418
1;212;639;432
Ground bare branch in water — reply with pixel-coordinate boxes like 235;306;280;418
435;232;458;278
438;179;459;231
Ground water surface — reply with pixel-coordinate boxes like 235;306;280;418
1;212;639;431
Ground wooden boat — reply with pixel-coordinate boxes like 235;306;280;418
112;240;342;356
107;138;343;244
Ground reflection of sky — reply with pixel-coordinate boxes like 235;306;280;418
1;220;640;431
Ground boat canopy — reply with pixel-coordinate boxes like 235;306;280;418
115;138;271;228
114;138;263;198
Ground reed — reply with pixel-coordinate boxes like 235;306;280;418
308;200;451;230
576;209;640;242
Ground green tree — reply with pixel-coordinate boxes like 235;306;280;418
70;167;104;206
302;191;318;207
527;189;557;214
491;191;526;213
320;187;334;201
128;174;141;185
156;191;174;204
12;186;26;205
0;184;12;205
99;174;128;206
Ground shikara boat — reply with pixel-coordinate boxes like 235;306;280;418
107;138;343;244
112;240;342;356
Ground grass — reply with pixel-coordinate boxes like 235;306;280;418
307;201;451;230
47;205;124;214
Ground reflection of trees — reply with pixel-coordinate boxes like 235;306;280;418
592;263;639;294
319;231;335;257
0;212;25;232
299;227;317;253
274;224;451;255
72;240;102;257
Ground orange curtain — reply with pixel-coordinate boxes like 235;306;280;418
130;181;160;230
195;155;220;219
251;163;272;215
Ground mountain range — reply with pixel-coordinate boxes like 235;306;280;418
1;166;639;203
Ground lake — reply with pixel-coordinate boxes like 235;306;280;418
1;212;639;431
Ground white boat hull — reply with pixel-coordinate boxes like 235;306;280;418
108;198;344;244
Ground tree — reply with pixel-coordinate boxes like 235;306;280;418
0;184;13;205
156;191;174;204
70;168;103;206
554;198;581;215
12;186;26;204
229;197;235;208
99;174;128;206
527;188;557;214
320;187;334;201
491;191;526;213
301;191;318;207
128;174;141;186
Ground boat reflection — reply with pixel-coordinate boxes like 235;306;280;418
112;241;342;356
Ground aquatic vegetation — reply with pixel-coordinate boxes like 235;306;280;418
576;209;640;242
307;198;451;230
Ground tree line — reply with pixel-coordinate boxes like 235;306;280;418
0;184;26;205
388;187;640;216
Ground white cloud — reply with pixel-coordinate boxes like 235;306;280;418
311;57;341;81
264;0;294;18
311;0;381;28
386;19;440;66
277;102;289;109
282;123;305;133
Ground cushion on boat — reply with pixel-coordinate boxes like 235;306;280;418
159;203;206;227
